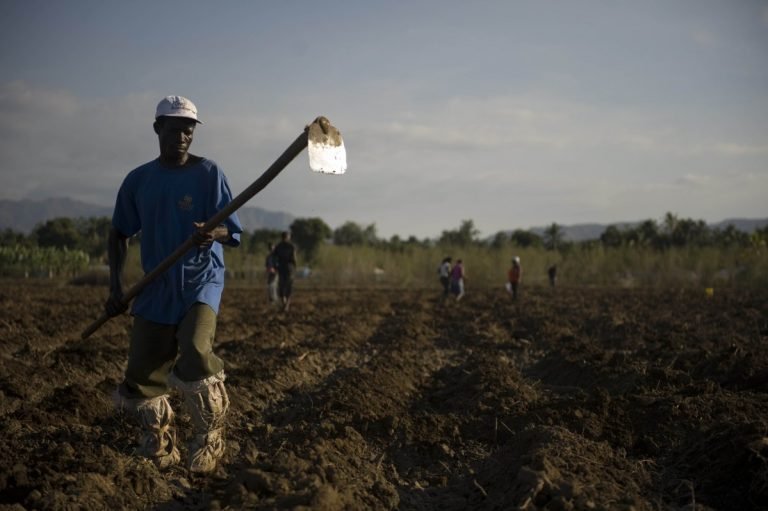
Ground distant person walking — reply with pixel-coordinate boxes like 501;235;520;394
265;243;278;303
548;264;557;288
438;256;452;299
450;259;466;301
507;256;522;299
273;231;297;312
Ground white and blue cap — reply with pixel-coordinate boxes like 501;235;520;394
155;95;202;124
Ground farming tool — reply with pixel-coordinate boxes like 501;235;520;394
80;116;346;339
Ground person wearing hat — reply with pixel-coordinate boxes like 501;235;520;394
104;95;243;474
507;256;522;299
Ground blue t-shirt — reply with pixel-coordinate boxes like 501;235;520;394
112;157;243;324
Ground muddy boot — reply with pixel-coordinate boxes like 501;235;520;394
115;393;181;469
169;371;230;474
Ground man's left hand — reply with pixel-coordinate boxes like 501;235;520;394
192;222;229;247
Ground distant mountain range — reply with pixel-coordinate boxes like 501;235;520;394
2;197;766;240
529;218;768;242
0;198;295;233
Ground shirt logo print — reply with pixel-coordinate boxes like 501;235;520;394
178;195;193;211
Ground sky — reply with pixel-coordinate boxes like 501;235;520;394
1;0;767;239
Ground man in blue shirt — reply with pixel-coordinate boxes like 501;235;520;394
105;95;242;474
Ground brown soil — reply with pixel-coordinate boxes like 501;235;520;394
1;282;767;510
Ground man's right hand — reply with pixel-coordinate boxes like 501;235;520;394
105;291;128;317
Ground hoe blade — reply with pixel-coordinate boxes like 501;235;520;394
308;117;347;175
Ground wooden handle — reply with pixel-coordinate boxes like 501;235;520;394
81;312;111;340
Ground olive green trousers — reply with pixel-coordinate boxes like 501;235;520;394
119;303;224;399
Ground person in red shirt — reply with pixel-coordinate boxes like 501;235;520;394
450;259;466;301
507;256;522;299
265;243;278;303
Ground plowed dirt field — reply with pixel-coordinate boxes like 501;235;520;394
1;282;767;510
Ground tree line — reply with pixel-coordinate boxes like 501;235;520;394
1;212;766;269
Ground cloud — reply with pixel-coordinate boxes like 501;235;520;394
0;81;79;116
711;143;768;156
675;173;711;188
2;81;766;238
691;29;720;48
0;82;159;203
356;94;667;155
375;121;495;150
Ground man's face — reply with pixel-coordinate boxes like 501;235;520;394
155;117;197;162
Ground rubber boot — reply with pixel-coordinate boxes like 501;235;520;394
115;393;181;470
169;371;230;474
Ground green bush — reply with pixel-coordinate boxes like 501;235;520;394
23;237;765;291
0;245;90;278
220;243;768;290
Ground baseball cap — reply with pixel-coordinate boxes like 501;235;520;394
155;95;202;124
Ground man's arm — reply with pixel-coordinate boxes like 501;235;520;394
105;227;129;317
